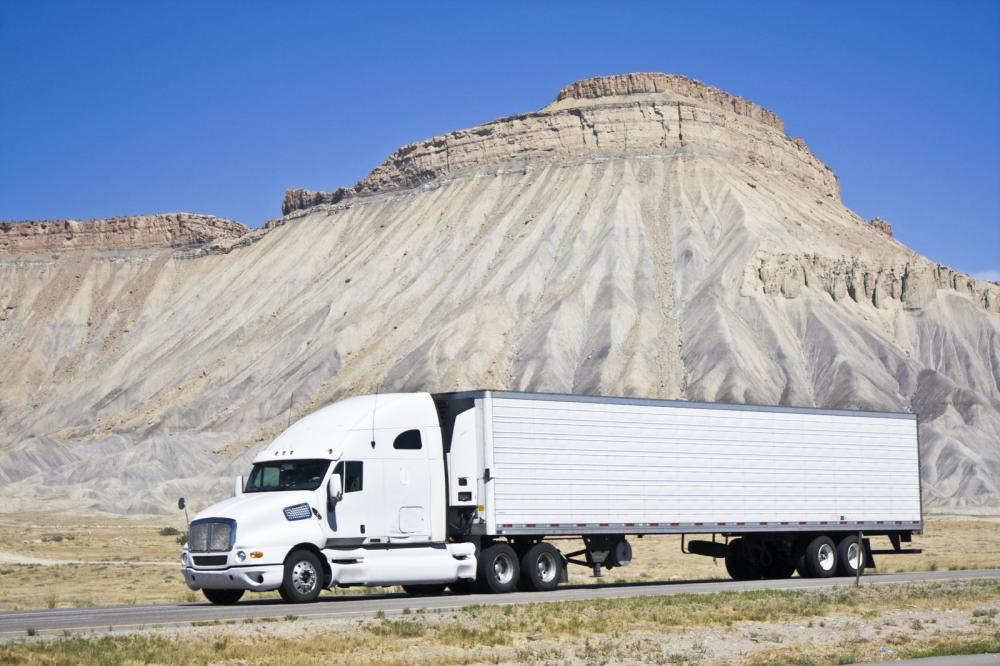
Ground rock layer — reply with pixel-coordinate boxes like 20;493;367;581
0;213;248;253
0;73;997;514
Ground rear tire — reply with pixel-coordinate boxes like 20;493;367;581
476;543;519;593
402;584;447;596
836;535;865;577
519;543;563;592
280;549;324;603
202;588;244;605
803;536;838;578
724;538;758;580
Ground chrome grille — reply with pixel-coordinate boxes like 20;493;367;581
188;520;234;553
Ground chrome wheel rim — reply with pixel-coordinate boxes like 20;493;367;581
536;552;557;584
291;560;318;595
493;553;514;585
817;543;836;572
847;542;862;570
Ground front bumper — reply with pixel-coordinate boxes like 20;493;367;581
183;564;283;591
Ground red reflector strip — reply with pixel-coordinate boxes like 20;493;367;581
625;523;634;527
718;522;727;526
819;521;828;525
549;524;559;528
737;522;746;526
799;522;807;525
576;523;587;527
840;521;847;525
695;522;703;526
650;523;659;527
599;523;609;527
526;524;536;528
670;523;680;527
780;522;789;525
759;522;768;526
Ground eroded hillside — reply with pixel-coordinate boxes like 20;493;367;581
1;73;997;513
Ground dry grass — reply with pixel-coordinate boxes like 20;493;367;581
0;512;997;610
1;579;998;664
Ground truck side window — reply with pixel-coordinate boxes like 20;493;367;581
393;429;422;450
333;461;363;493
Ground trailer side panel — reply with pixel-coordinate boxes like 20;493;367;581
482;394;921;535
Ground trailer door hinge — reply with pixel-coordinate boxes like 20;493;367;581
484;468;491;481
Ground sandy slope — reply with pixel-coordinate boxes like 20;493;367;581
0;73;997;513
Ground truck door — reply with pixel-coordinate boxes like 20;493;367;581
327;460;383;541
384;429;431;541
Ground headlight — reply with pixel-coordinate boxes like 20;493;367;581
181;552;190;566
237;550;247;561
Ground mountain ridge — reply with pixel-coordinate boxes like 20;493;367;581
0;72;997;514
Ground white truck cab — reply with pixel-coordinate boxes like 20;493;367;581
181;390;922;604
181;392;475;604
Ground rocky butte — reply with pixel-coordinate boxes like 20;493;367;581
0;72;997;514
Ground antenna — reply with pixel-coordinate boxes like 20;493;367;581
371;383;379;449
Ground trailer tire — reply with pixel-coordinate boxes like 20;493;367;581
802;536;838;578
280;549;324;603
402;584;447;596
476;543;519;594
836;535;865;577
724;538;757;580
202;588;244;605
519;543;562;592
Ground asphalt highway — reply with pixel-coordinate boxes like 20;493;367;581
2;568;998;639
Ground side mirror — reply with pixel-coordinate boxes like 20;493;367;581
177;497;186;510
327;473;343;505
234;475;244;497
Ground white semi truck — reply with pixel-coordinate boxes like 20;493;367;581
180;390;923;604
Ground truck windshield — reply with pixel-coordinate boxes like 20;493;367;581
245;459;330;492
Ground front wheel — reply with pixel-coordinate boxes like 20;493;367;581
477;543;519;593
280;549;324;603
202;588;244;605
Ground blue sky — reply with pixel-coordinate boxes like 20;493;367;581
1;1;997;277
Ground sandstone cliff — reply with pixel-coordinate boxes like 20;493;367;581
0;213;248;253
0;72;997;514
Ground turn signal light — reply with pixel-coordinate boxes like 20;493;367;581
250;551;264;559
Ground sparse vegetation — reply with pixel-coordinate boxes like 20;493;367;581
157;527;180;537
1;513;998;611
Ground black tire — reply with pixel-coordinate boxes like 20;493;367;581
447;580;475;595
803;536;838;579
836;535;866;577
402;584;447;596
476;543;520;593
280;549;324;603
724;538;758;580
764;559;796;579
202;588;244;605
519;543;563;592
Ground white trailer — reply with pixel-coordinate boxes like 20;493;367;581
180;390;922;604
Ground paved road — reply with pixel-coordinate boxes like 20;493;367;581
2;568;998;639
